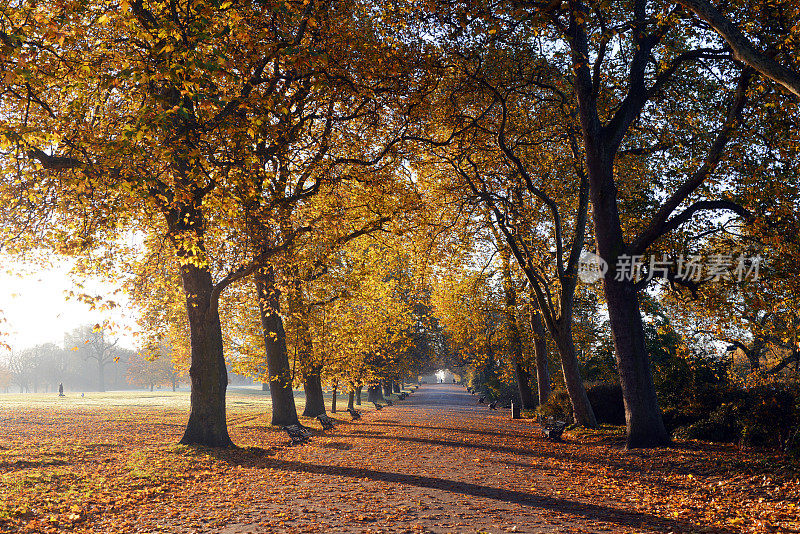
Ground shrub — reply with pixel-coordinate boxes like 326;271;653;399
585;382;625;425
673;403;741;443
671;383;800;453
537;383;626;425
538;389;572;422
738;384;800;450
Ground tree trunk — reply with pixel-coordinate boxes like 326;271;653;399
552;323;597;427
331;381;337;413
513;362;536;410
261;382;269;391
355;384;362;405
254;267;299;427
285;275;325;418
367;384;384;402
604;277;669;447
530;307;550;406
382;381;392;398
587;151;669;447
392;382;400;393
347;387;355;410
178;263;232;447
742;338;764;372
98;360;105;392
747;350;760;372
499;246;537;410
302;367;326;417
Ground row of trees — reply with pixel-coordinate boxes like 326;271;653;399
0;325;184;393
1;0;799;448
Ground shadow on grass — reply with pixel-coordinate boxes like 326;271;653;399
203;448;734;534
320;442;354;451
0;458;69;471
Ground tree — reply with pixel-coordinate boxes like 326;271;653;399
0;362;11;393
7;348;36;393
127;345;184;392
414;43;597;425
529;0;758;446
65;325;120;392
4;0;421;446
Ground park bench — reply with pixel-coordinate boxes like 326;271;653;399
478;396;486;404
488;401;497;410
348;408;362;420
317;414;336;431
539;416;567;442
371;401;383;410
283;424;311;445
399;392;408;400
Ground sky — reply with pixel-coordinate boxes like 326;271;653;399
0;257;138;354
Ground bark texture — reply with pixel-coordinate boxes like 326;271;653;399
302;367;326;417
254;267;299;426
500;247;536;410
530;307;550;405
178;263;232;447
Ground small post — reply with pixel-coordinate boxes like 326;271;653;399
511;401;520;419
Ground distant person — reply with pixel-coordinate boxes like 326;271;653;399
81;393;84;398
58;383;64;397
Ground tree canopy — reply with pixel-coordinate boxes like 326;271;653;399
1;0;799;451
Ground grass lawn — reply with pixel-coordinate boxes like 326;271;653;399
0;388;388;532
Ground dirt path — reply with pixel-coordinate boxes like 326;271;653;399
172;384;718;534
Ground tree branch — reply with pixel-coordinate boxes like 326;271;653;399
27;148;84;171
629;69;752;255
676;0;800;99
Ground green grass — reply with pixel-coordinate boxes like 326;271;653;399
0;387;287;413
0;386;388;417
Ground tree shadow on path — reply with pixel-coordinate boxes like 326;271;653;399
209;449;735;534
356;432;725;479
369;420;523;438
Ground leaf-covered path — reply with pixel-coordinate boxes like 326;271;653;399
218;383;609;534
154;384;790;534
2;385;798;533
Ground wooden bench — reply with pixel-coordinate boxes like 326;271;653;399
539;416;567;442
371;401;383;410
488;401;497;410
317;414;336;431
283;424;311;445
398;392;408;400
478;396;486;404
348;408;361;420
